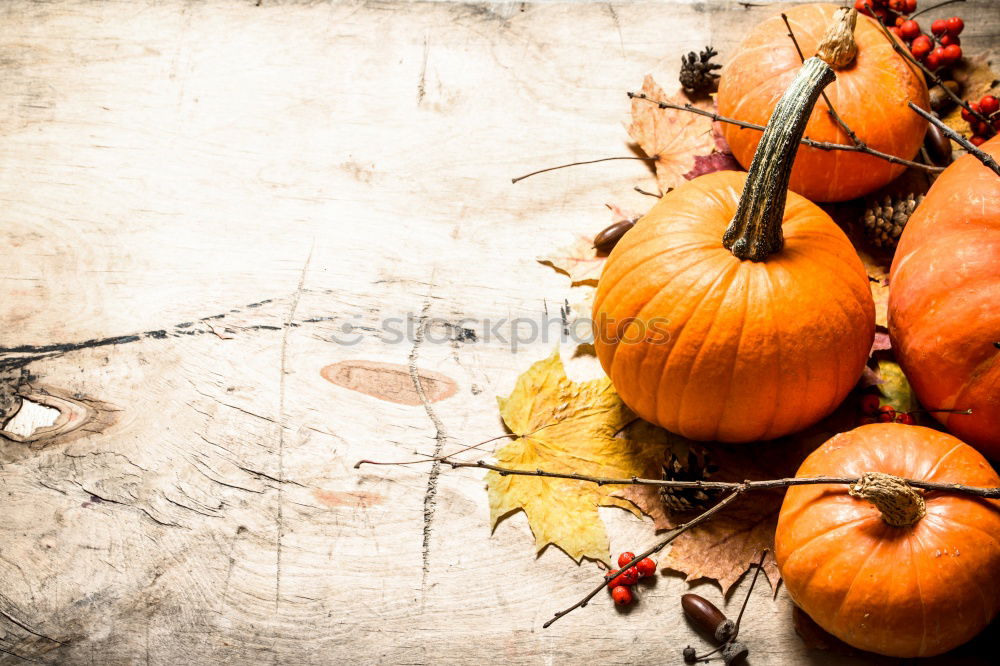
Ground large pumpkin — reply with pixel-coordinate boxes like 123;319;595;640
888;135;1000;460
717;3;929;202
593;11;875;442
776;424;1000;657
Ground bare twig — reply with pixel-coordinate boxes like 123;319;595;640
908;102;1000;176
511;156;655;184
780;13;867;147
542;487;747;628
627;92;942;172
439;458;1000;498
865;3;991;127
909;0;965;20
732;550;767;638
353;432;519;468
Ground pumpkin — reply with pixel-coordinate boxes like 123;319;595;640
888;136;1000;460
717;3;929;202
775;424;1000;657
593;10;874;442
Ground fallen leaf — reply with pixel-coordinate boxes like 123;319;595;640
876;359;917;413
871;330;891;354
857;248;890;329
941;56;1000;139
628;76;717;193
488;350;665;564
616;424;825;594
538;203;648;285
537;235;606;285
683;151;742;180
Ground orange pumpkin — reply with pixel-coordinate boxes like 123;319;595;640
593;11;874;442
889;136;1000;460
717;3;929;202
776;424;1000;657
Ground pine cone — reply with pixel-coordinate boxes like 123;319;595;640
659;449;721;513
679;47;722;94
863;193;924;251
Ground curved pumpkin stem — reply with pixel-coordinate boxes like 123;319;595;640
723;9;857;262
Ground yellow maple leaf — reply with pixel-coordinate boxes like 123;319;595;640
488;350;664;565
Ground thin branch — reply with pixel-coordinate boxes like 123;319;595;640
542;487;747;628
781;13;866;147
909;0;965;20
627;92;942;173
511;156;655;184
732;550;767;639
865;3;991;127
354;432;519;468
909;102;1000;176
444;458;1000;498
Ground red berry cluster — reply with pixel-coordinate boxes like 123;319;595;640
858;393;915;426
607;552;657;607
855;1;966;70
854;0;916;23
961;95;999;146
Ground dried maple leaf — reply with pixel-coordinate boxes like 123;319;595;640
537;235;606;285
628;76;717;193
488;350;665;565
538;203;646;285
616;424;827;594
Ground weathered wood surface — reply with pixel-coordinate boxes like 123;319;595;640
1;1;998;663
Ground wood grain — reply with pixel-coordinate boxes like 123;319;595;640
1;1;997;664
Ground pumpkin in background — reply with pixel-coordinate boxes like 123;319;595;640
776;424;1000;657
717;3;929;202
888;135;1000;460
593;10;874;442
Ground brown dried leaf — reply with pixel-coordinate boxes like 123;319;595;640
537;235;605;285
539;203;648;285
628;76;717;193
857;248;890;329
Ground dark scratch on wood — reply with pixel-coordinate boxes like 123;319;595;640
607;4;625;58
408;300;451;588
417;35;429;105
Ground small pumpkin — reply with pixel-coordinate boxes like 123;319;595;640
717;3;929;202
775;424;1000;657
889;135;1000;459
593;10;874;442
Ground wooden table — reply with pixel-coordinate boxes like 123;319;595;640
2;1;997;663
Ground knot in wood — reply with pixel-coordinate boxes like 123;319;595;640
815;7;858;70
849;472;926;527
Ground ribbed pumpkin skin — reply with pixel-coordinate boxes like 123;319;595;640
717;4;929;202
889;136;1000;460
592;171;874;442
776;424;1000;657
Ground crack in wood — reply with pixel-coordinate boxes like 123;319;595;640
408;300;452;588
274;244;313;620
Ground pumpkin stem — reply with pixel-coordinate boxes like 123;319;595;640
723;9;858;262
849;472;926;527
816;8;858;70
